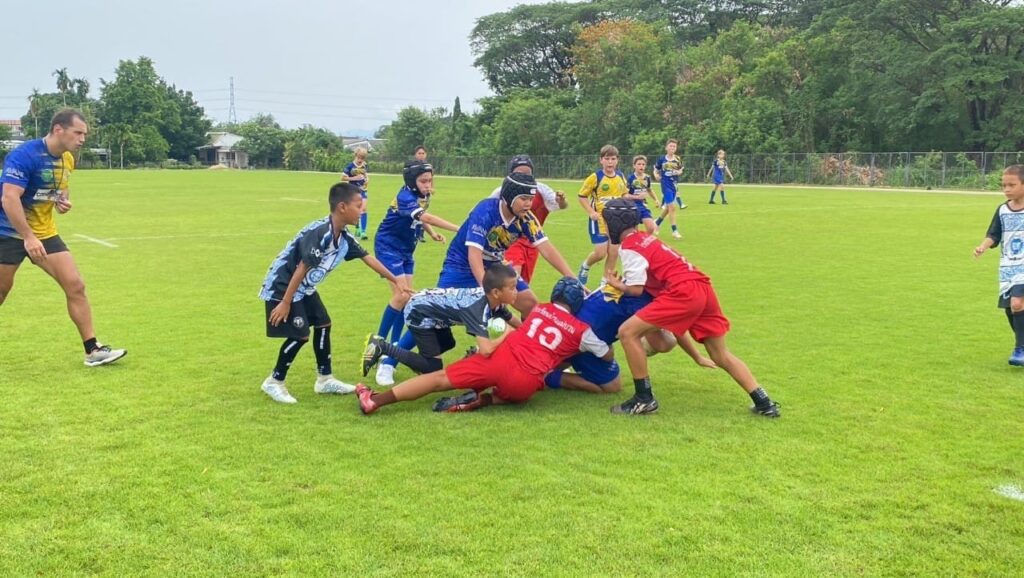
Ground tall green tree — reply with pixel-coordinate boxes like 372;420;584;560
234;114;286;168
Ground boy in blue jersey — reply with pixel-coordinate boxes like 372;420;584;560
625;155;658;235
706;149;734;204
374;172;576;386
544;283;716;393
0;109;127;367
362;264;518;377
258;182;411;404
372;160;460;357
974;165;1024;366
654;138;685;239
342;147;370;239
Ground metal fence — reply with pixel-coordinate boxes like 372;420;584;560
370;151;1024;190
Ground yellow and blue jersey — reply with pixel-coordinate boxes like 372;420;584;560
375;186;431;255
655;155;682;192
579;169;628;235
442;197;546;273
0;139;73;239
711;159;728;183
344;161;368;190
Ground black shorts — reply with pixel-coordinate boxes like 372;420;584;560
0;235;69;265
999;284;1024;308
410;326;457;358
264;292;331;339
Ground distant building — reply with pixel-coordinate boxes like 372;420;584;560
342;137;386;152
0;119;24;138
197;132;249;168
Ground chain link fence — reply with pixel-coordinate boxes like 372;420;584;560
370;151;1024;190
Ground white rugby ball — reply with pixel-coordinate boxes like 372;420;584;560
487;317;507;339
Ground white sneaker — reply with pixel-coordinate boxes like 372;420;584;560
672;231;683;239
376;363;395;386
261;377;297;404
84;344;127;367
314;374;356;394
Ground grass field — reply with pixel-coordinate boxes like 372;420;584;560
1;170;1021;576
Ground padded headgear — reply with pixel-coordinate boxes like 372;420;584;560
602;198;641;244
550;276;586;314
507;154;534;175
499;173;537;208
403;160;433;192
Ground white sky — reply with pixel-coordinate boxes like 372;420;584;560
0;0;547;135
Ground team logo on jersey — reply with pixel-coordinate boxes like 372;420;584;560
292;316;306;328
486;225;515;249
1012;237;1024;255
600;183;610;192
307;267;327;284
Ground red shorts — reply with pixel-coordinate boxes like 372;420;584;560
503;240;539;284
444;346;544;403
636;280;730;342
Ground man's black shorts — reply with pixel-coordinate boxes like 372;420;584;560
264;292;331;339
409;326;458;358
0;235;69;265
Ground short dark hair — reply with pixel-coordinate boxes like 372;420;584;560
329;182;362;212
633;155;647;165
50;108;86;133
483;264;517;293
414;145;427;154
600;144;618;159
1005;165;1024;180
666;138;678;145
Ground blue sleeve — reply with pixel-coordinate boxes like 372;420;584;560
1;148;32;189
654;157;664;172
344;162;356;177
627;174;636;191
464;203;493;249
395;190;424;220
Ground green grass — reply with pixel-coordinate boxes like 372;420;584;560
1;170;1021;576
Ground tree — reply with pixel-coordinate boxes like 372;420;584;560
385;107;440;157
234;114;286;168
53;67;70;106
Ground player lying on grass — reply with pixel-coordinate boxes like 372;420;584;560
356;277;609;414
257;182;412;404
600;198;781;417
361;264;519;377
544;283;716;394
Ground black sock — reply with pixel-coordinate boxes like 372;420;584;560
749;387;771;407
380;340;438;374
709;191;716;201
634;377;653;400
1012;311;1024;348
313;326;332;375
272;338;306;381
83;337;98;354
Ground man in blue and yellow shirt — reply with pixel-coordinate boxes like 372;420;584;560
0;109;126;366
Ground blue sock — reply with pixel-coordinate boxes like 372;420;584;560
672;224;678;232
544;371;564;389
376;305;399;341
389;307;405;345
384;330;416;368
721;190;727;202
359;212;368;233
676;197;683;207
655;217;663;226
710;190;716;201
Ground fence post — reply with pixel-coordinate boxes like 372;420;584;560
869;153;876;187
838;153;845;185
748;154;753;183
904;153;910;187
941;152;947;188
777;155;782;184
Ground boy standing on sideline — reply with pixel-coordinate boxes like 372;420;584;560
577;145;629;285
600;198;780;417
258;182;412;404
654;139;685;238
341;147;370;240
0;108;126;366
974;165;1024;366
707;149;734;204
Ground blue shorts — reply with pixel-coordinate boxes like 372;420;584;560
661;186;677;205
588;218;608;244
569;352;620;387
438;262;530;291
713;177;725;185
374;245;414;277
360;188;368;199
636;203;652;220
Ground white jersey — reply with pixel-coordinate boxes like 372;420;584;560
985;202;1024;295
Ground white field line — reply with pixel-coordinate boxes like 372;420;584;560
279;197;319;203
72;234;119;248
104;231;295;242
994;485;1024;502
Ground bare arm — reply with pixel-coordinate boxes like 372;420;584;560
536;240;576;279
577;196;598;220
603;270;645;297
361;255;412;292
268;262;309;326
474;331;508;357
676;332;716;368
420;212;460;233
555;190;568;209
468;245;487;287
974;237;996;258
1;183;46;261
726;167;734;180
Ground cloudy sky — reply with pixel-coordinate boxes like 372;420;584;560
1;0;546;136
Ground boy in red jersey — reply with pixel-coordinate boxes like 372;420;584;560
600;198;780;417
356;277;610;414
